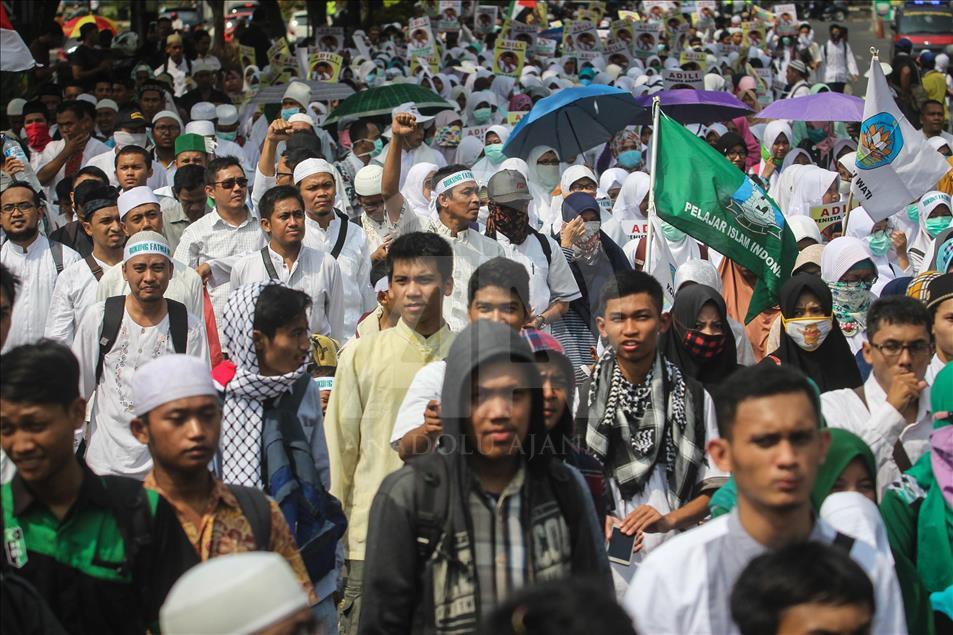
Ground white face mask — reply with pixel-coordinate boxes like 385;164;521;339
782;316;833;352
113;130;146;149
838;178;851;195
536;164;560;189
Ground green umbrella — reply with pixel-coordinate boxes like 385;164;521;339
323;84;454;126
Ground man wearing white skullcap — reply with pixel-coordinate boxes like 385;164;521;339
94;99;119;140
214;104;240;144
160;553;313;635
72;230;209;478
372;101;448;188
186;117;253;181
294;157;375;340
353;162;421;255
230;184;346;341
129;356;318;612
151;110;183;186
97;186;206;320
5;98;26;139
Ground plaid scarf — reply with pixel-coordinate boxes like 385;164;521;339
585;352;705;507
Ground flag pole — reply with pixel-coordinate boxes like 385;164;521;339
645;96;661;271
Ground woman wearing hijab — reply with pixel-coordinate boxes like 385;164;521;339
525;145;562;231
821;236;878;354
603;171;648;247
453;135;484;167
398;161;438;217
728;110;760;171
758;120;793;189
548;164;600;236
464;90;500;126
763;273;862;391
719;258;779;361
431;109;463;164
909;190;953;273
845;206;912;295
660;284;739;389
715;132;750;173
470;125;510;186
927;227;953;273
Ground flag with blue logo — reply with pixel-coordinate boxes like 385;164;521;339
851;55;950;221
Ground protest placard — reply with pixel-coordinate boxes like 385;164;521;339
633;22;660;58
408;17;436;53
774;4;798;35
509;21;539;51
437;0;461;32
493;39;527;78
474;5;497;34
314;28;343;52
810;201;848;235
663;68;703;89
309;52;342;82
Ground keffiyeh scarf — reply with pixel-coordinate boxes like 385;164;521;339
220;281;306;487
585;352;705;507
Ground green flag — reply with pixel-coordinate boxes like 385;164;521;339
654;112;797;323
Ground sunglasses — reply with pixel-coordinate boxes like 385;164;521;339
214;178;248;190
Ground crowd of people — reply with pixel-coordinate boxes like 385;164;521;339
1;1;952;634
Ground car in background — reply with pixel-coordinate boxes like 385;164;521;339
892;1;953;55
159;6;202;32
225;4;256;42
287;10;312;44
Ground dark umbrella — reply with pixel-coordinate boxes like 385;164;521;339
323;84;453;126
633;89;751;124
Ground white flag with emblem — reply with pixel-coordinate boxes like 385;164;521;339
851;55;950;221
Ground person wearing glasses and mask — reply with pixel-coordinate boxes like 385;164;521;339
821;296;935;499
173;156;266;329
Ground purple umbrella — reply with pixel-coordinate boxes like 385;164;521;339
757;92;865;122
632;89;751;125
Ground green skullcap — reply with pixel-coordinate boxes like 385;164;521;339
175;133;207;155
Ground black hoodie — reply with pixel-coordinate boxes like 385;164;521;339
359;321;611;634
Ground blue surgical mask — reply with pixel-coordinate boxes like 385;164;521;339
580;78;593;86
217;130;237;142
484;143;504;164
867;231;890;256
617;149;642;169
281;107;300;121
661;220;687;242
472;107;492;124
926;216;952;238
907;203;919;222
806;126;826;144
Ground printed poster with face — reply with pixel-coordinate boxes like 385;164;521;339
642;1;674;21
564;21;601;54
268;37;292;67
774;4;798;36
611;19;635;49
535;36;557;57
309;52;342;82
742;21;765;48
474;5;498;34
239;44;257;69
493;39;527;78
694;0;716;30
408;17;436;54
633;22;661;58
604;39;633;67
437;0;461;32
410;52;441;76
679;49;707;67
315;28;344;52
509;21;538;53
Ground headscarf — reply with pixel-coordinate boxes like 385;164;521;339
464;89;499;125
783;166;838;217
524;145;561;230
674;259;722;293
759;120;794;183
811;428;877;509
220;282;307;487
610;127;640;158
661;284;739;388
829;138;858;172
910;191;952;272
844;206;900;294
599;168;628;196
719;258;778;361
794;244;825;274
400;162;437;216
766;273;861;392
788;215;823;245
821;236;875;337
552;165;599;233
498;157;529;179
611;171;650;222
454;135;484;167
509;93;532;111
729;115;761;170
928;227;953;273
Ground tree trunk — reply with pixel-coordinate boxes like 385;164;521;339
10;2;59;48
259;0;287;40
208;0;226;51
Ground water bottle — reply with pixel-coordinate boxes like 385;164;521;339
2;133;43;192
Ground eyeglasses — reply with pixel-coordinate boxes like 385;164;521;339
569;183;596;193
214;178;248;190
870;340;933;359
276;171;293;180
0;202;36;215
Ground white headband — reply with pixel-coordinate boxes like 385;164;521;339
434;170;475;196
123;235;172;263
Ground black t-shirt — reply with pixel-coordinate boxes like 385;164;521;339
70;45;109;90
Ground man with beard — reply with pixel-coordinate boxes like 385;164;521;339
72;230;208;478
0;182;81;351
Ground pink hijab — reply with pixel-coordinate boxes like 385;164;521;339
730;115;761;171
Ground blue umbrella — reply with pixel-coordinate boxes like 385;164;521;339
502;85;648;159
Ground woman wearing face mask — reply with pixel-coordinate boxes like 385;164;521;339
758;120;793;188
845;207;911;295
625;211;708;273
660;284;739;390
525;145;561;231
398;162;438;217
604;127;642;173
821;236;879;354
464;90;499;126
431;110;463;164
762;273;862;391
909;190;953;273
802;120;838;166
548;165;601;236
777;164;840;220
470;125;510;186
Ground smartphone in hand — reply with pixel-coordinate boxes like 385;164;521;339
606;526;636;566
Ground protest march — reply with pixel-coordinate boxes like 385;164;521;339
2;0;953;633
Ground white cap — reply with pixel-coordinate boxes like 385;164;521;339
821;236;872;283
153;110;183;128
190;101;217;121
191;58;217;74
118;186;161;219
787;215;823;245
123;230;171;263
6;98;26;116
287;113;315;127
160;552;309;635
282;81;311;109
215;104;238;126
96;99;119;112
293;158;335;184
133;354;216;416
185;120;215;137
354;164;383;196
394;102;434;124
77;93;98;105
374;276;389;294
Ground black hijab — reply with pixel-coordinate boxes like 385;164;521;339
764;273;862;392
661;283;739;388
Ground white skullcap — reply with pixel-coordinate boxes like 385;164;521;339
283;81;311;109
118;186;161;219
160;552;309;635
928;135;951;152
821;236;872;283
354;164;383;196
132;354;215;416
190;101;217;121
191;58;217;74
6;98;26;116
215;104;239;126
185;120;215;137
77;93;97;105
374;276;389;294
287;112;315;126
787;215;823;245
153;109;183;128
123;230;171;263
293;158;335;184
96;99;119;112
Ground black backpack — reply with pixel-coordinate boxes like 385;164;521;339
95;296;188;384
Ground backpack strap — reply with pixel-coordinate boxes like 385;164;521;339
410;453;451;564
49;240;63;275
531;230;552;266
260;246;279;280
100;476;154;578
832;531;855;554
227;484;272;551
330;210;349;259
84;255;104;281
96;296;127;385
699;244;709;260
166;299;188;355
634;236;646;270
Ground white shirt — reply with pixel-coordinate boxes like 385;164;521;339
154;57;192;97
37;136;110;203
925;353;947;384
787;79;811;99
1;235;81;352
72;300;209;478
360;205;422;254
496;232;581;316
624;509;907;635
821;39;858;83
390;360;447;447
96;257;205;322
373;142;448;189
172;207;267;328
425;218;507;332
45;255;115;344
302;213;375;341
821;373;933;498
230;244;346;341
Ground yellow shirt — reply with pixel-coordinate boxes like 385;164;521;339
325;318;454;560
